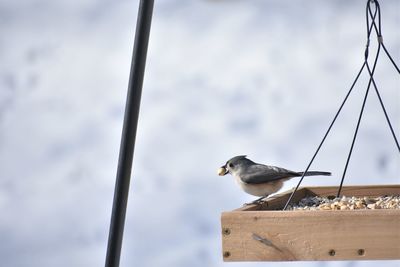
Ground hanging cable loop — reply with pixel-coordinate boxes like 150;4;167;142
364;0;379;60
367;0;382;37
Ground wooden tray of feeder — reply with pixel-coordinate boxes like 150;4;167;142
221;184;400;261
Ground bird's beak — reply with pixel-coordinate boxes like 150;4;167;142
217;165;228;176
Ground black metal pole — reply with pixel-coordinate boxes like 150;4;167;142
105;1;154;267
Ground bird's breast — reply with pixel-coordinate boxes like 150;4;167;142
234;175;287;197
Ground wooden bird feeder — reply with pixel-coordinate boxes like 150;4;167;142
221;184;400;261
220;0;400;262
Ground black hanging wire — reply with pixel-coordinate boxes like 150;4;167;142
382;44;400;74
368;63;400;152
337;1;382;197
283;0;399;210
365;1;400;152
369;1;400;74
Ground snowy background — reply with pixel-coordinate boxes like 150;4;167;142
0;0;399;266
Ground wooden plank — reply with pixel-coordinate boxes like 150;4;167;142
221;209;400;261
221;185;400;261
234;188;308;211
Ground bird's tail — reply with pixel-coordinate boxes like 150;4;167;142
297;171;331;177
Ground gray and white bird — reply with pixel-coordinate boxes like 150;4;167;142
218;155;331;204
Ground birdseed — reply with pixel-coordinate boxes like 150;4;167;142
286;195;400;211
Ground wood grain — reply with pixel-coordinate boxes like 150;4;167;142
221;185;400;261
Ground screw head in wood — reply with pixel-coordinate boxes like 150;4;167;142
223;251;231;258
358;249;365;256
329;249;336;256
222;228;231;235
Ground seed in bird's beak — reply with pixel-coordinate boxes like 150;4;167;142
218;166;227;176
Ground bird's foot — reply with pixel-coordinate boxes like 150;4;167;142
244;197;268;206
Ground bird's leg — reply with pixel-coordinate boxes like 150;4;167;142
252;196;267;204
244;196;268;206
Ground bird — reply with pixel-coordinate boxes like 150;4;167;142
218;155;331;204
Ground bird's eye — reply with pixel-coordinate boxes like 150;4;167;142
228;163;234;168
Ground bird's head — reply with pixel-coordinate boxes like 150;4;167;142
217;155;253;176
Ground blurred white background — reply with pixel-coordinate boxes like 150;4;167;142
0;0;399;266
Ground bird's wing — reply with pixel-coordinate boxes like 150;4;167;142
241;164;300;184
